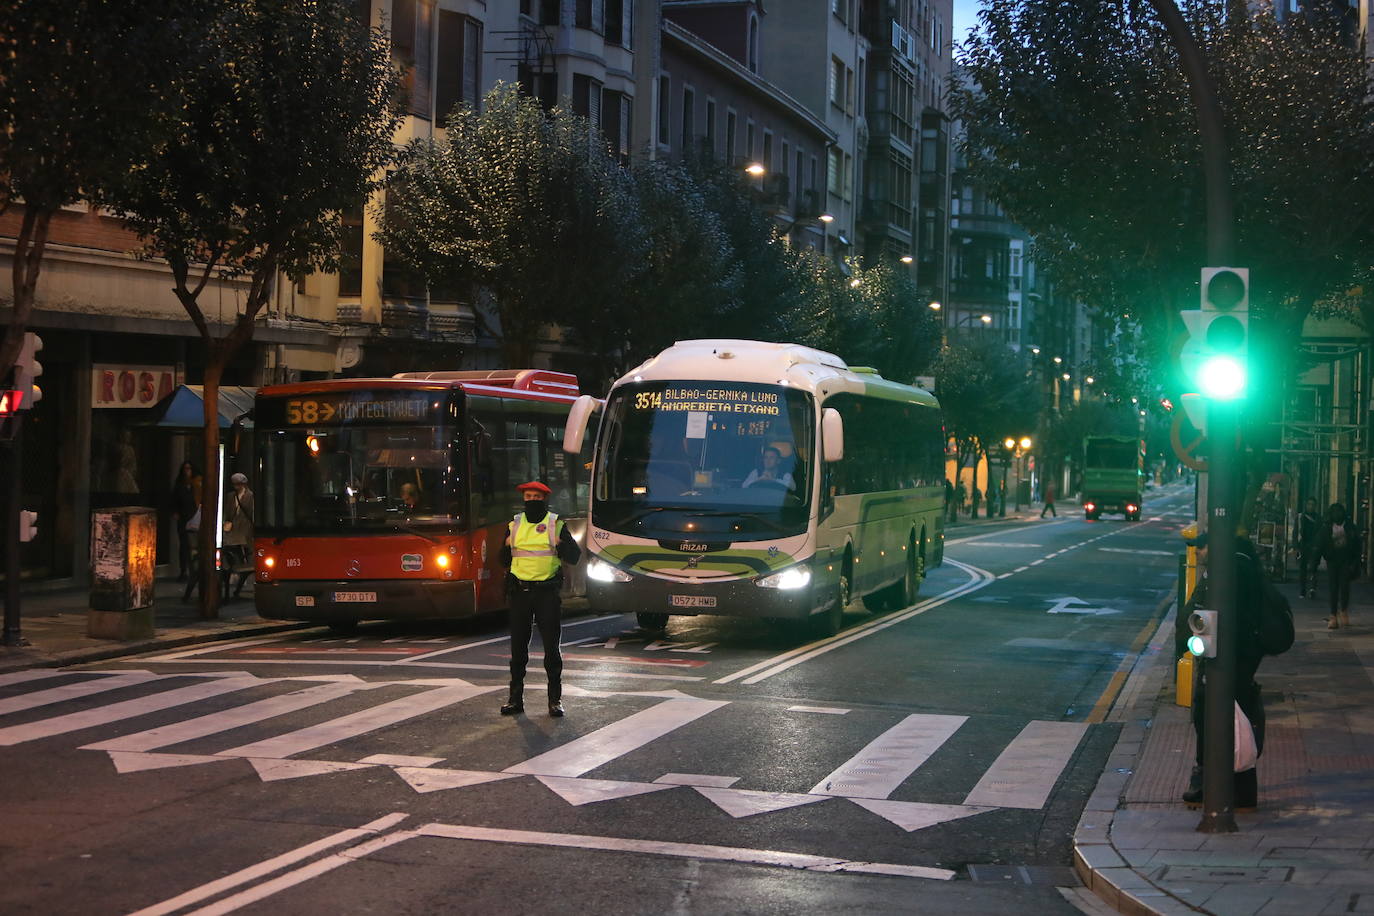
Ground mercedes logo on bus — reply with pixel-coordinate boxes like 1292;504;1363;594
346;559;361;578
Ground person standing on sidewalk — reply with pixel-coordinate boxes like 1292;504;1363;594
499;480;581;717
1293;497;1322;599
1314;502;1361;629
222;473;254;600
1179;531;1267;809
1040;478;1057;518
169;462;201;583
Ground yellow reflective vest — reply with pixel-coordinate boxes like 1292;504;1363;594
508;511;564;581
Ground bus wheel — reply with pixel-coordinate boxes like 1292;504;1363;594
813;569;848;638
327;620;358;635
636;612;669;631
910;548;925;602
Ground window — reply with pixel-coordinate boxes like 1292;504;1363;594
843;153;854;201
830;57;844;108
573;73;603;123
338;210;364;298
657;75;670;146
746;120;755;161
606;0;628;47
392;0;434;119
827;147;842;196
681;86;694;148
435;12;481;126
748;15;759;72
576;0;603;32
845;66;855;114
726;110;737;159
827;396;945;495
762;131;773;171
780;140;789;176
601;90;631;163
705;98;717;154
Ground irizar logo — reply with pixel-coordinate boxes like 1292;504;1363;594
679;542;709;552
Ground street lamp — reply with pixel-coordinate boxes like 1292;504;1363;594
745;162;765;176
900;254;914;264
1003;435;1033;512
929;301;941;311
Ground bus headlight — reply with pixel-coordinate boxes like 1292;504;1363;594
755;564;811;590
587;558;632;583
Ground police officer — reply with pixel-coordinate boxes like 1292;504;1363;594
499;480;581;716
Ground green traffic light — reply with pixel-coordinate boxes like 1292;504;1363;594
1187;634;1208;657
1199;354;1246;399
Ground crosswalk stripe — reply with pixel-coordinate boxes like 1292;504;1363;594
0;677;261;746
0;671;158;716
217;683;498;760
504;698;728;778
962;720;1088;809
0;669;85;689
82;682;384;753
810;714;967;799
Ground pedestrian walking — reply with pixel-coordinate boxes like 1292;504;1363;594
945;478;955;522
169;462;201;582
1178;531;1268;810
1314;502;1361;629
222;472;254;600
971;486;982;519
1040;478;1057;518
499;480;581;717
955;479;967;518
1293;497;1321;599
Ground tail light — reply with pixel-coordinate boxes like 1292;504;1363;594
1127;503;1139;513
1085;502;1096;511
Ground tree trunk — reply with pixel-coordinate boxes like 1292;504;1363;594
198;357;224;619
1;207;52;378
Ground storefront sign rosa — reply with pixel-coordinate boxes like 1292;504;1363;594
93;365;179;408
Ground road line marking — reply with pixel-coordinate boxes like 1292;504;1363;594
1030;559;1045;566
1099;547;1175;557
1014;566;1030;573
962;721;1088;809
810;714;967;799
718;559;993;686
83;681;382;753
140;636;292;661
415;823;958;881
504;697;728;777
0;677;262;746
0;671;159;716
138;658;708;681
0;669;96;689
128;814;409;916
996;572;1013;579
393;615;622;665
218;683;497;760
787;705;849;715
1086;589;1176;724
654;772;740;787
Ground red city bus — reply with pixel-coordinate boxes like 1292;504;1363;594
252;370;592;630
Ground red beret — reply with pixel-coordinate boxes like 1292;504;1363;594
516;481;552;495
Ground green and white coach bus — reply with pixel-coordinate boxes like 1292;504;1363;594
563;339;946;637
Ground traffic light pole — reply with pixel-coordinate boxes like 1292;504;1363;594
3;419;24;646
1201;399;1238;832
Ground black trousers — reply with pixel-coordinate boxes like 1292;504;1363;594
1328;563;1353;615
508;585;563;700
175;522;192;578
1297;550;1317;596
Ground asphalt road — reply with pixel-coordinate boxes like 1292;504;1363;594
0;483;1196;915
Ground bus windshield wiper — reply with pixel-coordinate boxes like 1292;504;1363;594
683;509;789;533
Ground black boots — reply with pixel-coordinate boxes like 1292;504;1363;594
1182;765;1257;809
500;683;523;716
548;684;564;717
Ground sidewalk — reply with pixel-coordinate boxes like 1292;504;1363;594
0;577;308;673
1074;576;1374;915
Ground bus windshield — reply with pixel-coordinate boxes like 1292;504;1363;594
594;381;814;539
257;392;463;534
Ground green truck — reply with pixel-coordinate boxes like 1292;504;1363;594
1082;435;1144;521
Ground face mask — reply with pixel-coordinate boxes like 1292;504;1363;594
523;500;547;520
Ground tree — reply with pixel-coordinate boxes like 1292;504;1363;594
953;0;1374;384
933;338;1039;479
383;84;644;369
848;259;943;382
111;0;401;617
0;0;195;376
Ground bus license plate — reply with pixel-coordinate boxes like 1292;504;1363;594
295;596;315;607
670;595;716;608
333;591;377;603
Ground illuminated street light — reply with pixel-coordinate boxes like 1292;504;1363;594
1053;356;1063;365
928;301;941;311
1062;373;1071;381
745;162;765;176
849;278;861;288
900;255;914;264
1019;436;1032;449
980;314;992;324
1085;376;1095;385
818;213;834;223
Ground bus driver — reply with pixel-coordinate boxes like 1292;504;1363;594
743;445;795;490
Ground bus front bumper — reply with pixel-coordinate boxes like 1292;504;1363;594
256;579;477;622
588;575;818;621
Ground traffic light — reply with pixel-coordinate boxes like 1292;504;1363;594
1187;608;1218;658
1197;267;1249;400
18;509;38;543
14;331;43;409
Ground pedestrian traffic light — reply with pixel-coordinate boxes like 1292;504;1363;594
14;332;43;409
1187;608;1218;658
18;509;38;543
1197;267;1248;400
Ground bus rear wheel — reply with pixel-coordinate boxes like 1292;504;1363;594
636;612;669;631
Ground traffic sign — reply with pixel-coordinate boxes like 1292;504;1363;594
1170;413;1208;472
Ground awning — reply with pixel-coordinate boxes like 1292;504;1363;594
145;385;257;429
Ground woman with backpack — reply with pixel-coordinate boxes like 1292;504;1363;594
1314;502;1361;629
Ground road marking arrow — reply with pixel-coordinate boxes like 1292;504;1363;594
1046;597;1120;616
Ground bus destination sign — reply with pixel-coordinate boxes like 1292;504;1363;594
632;386;780;417
281;393;436;425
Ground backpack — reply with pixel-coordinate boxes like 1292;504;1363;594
1256;574;1295;656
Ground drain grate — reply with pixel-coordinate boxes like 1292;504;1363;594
966;864;1082;886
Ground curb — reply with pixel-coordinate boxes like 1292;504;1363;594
0;620;314;674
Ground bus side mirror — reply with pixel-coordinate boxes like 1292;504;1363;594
563;395;600;453
822;408;844;463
